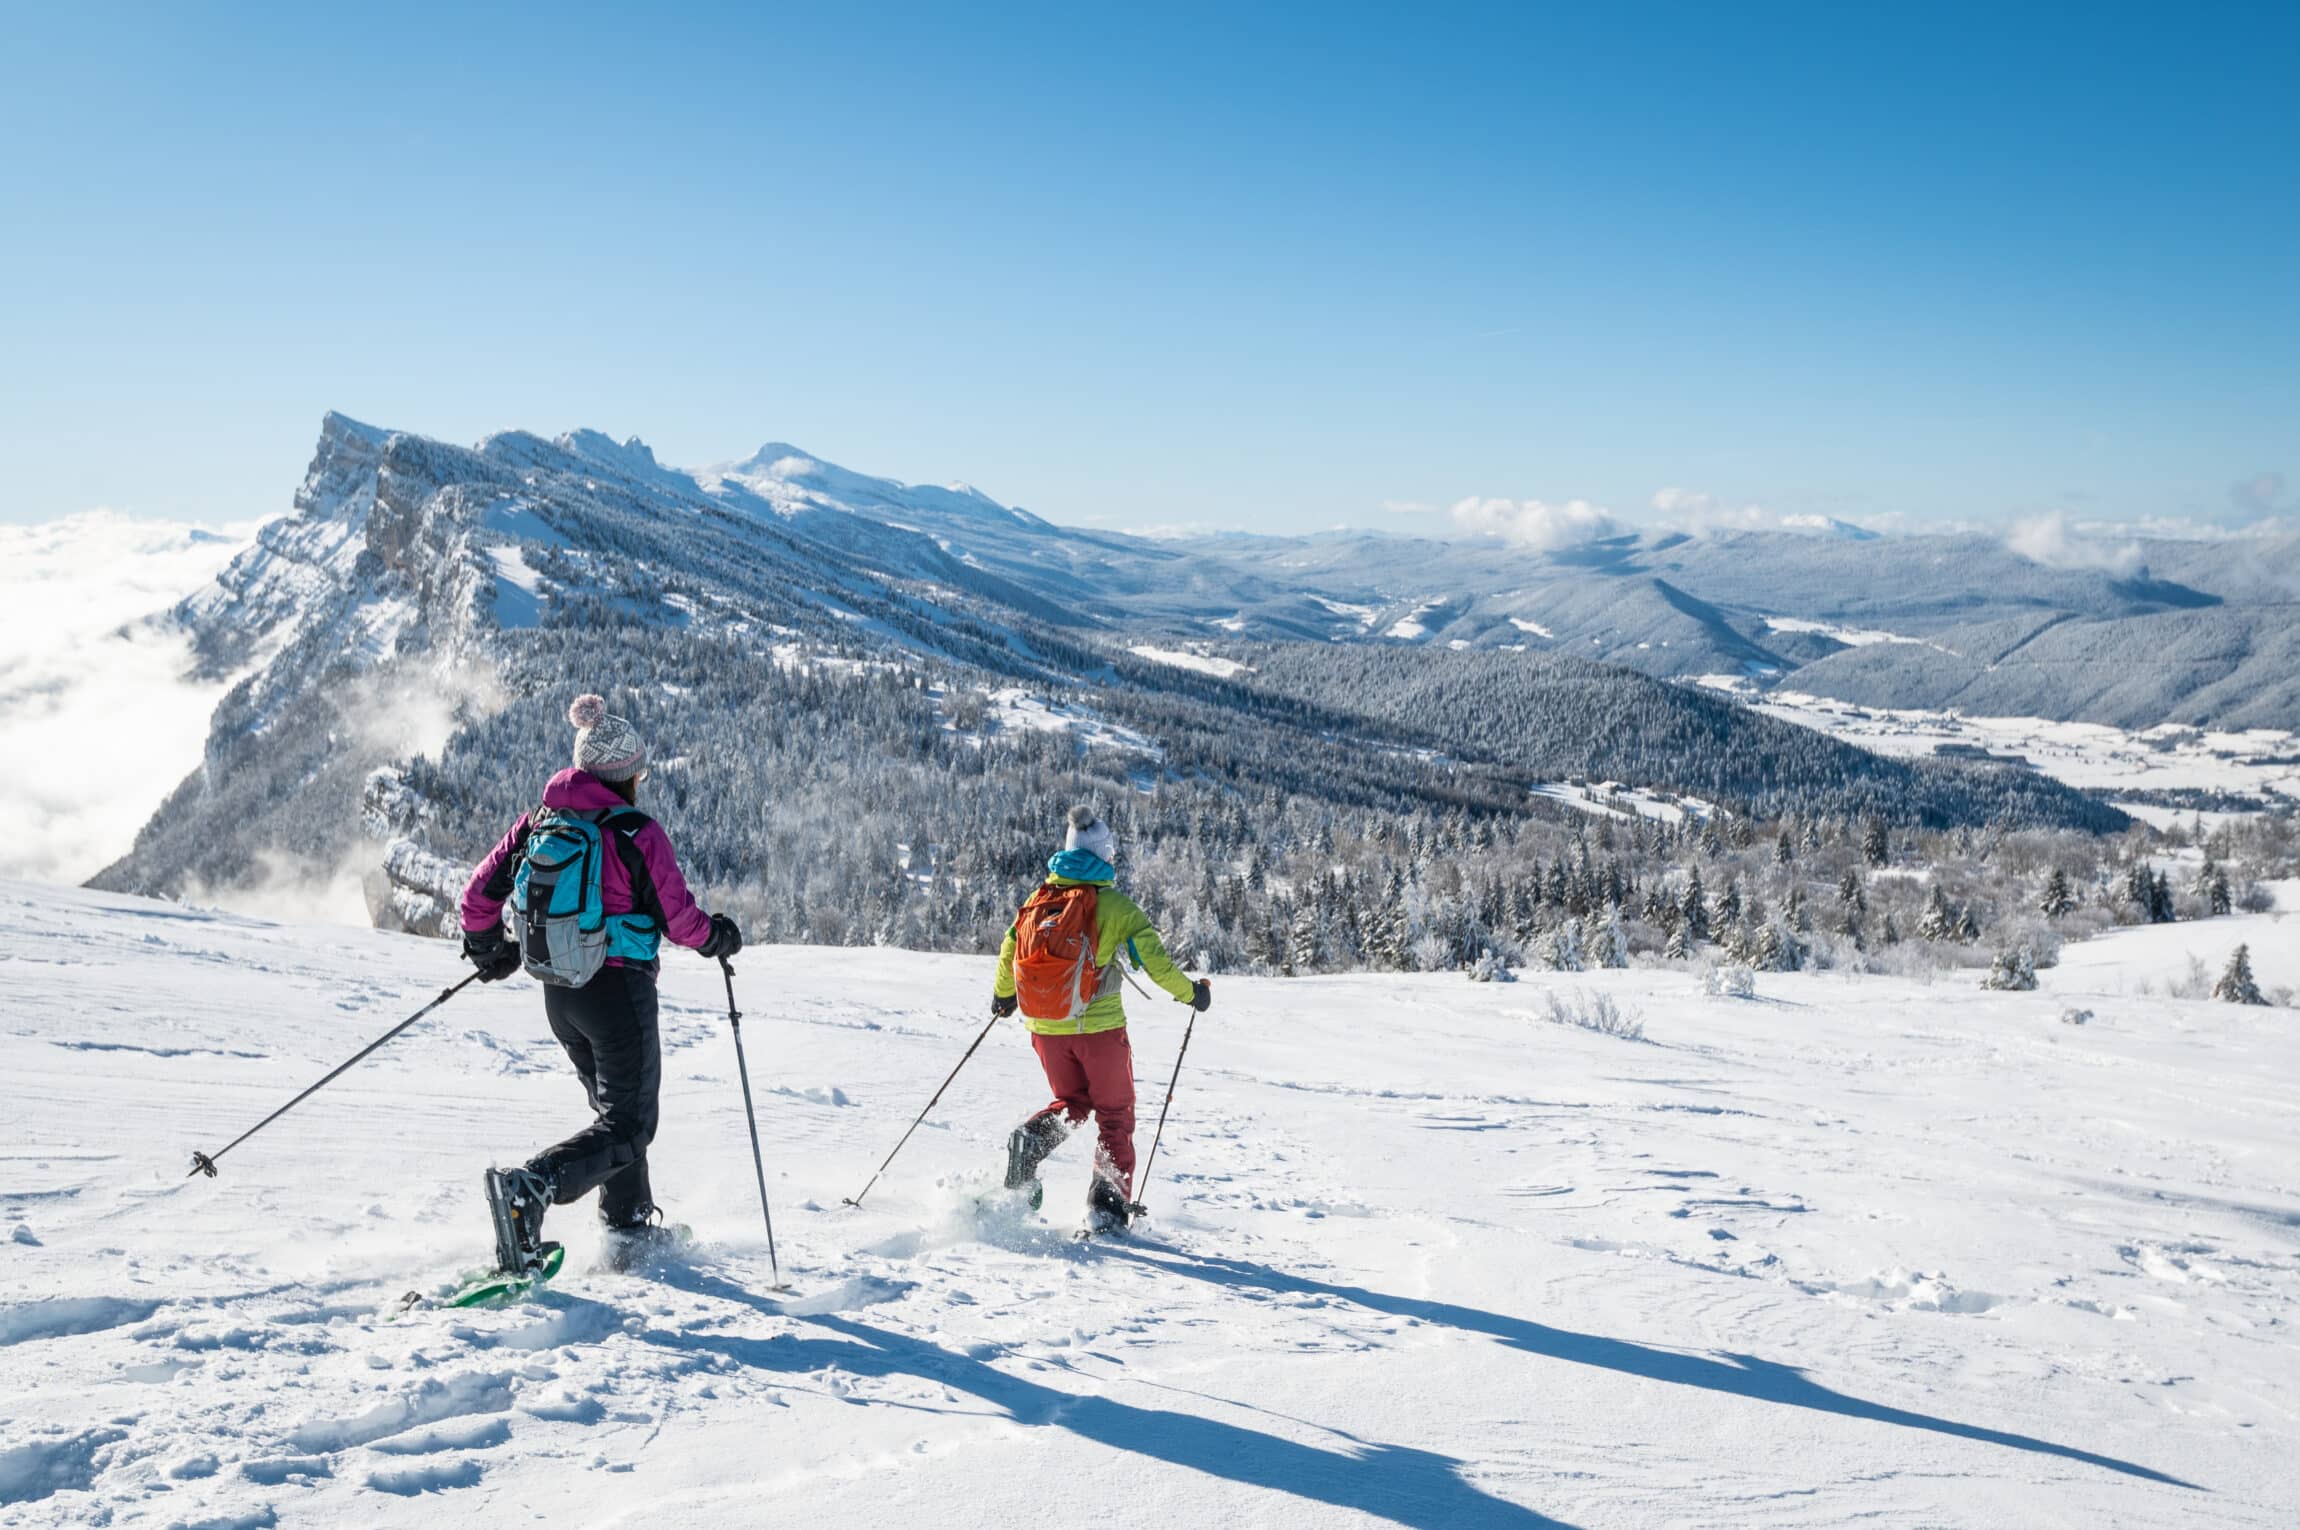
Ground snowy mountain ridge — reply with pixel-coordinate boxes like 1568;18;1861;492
83;411;2138;931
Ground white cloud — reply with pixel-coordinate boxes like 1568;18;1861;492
2005;510;2144;576
0;512;256;885
1447;495;1622;552
1650;487;1772;534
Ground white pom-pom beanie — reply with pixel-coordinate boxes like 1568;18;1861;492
1064;805;1115;866
568;693;648;782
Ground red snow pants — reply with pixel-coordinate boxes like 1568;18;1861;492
1031;1027;1137;1188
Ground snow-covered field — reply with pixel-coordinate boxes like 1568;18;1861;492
4;881;2297;1528
1695;681;2300;816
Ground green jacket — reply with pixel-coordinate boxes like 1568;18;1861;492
994;872;1196;1035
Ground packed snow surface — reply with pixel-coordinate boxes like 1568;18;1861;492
2;882;2296;1527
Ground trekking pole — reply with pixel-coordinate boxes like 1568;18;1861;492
1130;1006;1200;1215
841;1012;1001;1209
188;972;483;1178
719;957;791;1292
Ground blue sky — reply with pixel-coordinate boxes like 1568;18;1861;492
2;2;2293;535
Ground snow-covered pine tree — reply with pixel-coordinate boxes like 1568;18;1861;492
1664;912;1690;961
2206;866;2232;917
1862;816;1889;867
2040;867;2075;918
1680;869;1709;944
1919;884;1955;942
2214;944;2267;1005
1541;915;1587;973
1982;946;2038;991
1599;904;1629;968
2149;869;2177;924
2123;861;2152;918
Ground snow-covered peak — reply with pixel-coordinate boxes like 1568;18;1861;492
701;441;1018;528
555;429;663;476
716;441;821;481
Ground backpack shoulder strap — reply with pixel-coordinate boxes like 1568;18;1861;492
599;807;668;932
482;806;546;902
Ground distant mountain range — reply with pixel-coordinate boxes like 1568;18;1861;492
468;421;2299;731
93;414;2150;925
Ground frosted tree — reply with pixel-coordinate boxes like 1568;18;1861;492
1982;946;2038;991
1919;884;1956;942
2205;866;2232;917
2214;945;2266;1006
1862;816;1889;867
1598;904;1629;969
1541;916;1587;973
1679;869;1709;944
2039;867;2075;918
2122;861;2152;917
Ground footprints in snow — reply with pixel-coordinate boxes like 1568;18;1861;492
0;1294;161;1346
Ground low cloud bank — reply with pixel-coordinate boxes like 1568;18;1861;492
1447;496;1623;552
2005;511;2144;576
1;512;254;885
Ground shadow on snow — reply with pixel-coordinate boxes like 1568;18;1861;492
1110;1245;2197;1492
653;1264;1573;1528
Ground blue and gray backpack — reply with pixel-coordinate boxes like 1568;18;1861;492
508;806;666;987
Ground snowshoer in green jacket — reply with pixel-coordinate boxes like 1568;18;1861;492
993;806;1210;1231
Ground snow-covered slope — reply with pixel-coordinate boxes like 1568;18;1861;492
4;881;2294;1527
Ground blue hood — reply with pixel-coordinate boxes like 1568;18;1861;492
1046;849;1116;884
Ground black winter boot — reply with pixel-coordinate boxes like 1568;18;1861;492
1004;1109;1070;1210
1087;1175;1132;1235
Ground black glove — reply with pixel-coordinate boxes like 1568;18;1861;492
991;993;1019;1019
462;929;521;983
698;912;743;960
1189;979;1213;1013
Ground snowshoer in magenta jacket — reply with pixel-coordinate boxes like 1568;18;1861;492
462;771;715;955
458;694;743;1274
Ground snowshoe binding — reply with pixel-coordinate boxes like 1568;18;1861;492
484;1166;558;1277
1086;1175;1133;1237
1004;1109;1070;1212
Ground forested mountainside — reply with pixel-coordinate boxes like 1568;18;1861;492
1185;524;2300;730
95;415;2130;967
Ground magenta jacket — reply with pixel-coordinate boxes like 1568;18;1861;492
460;768;714;957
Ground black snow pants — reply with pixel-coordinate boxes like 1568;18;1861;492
529;963;661;1227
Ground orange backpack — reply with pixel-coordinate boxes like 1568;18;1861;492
1013;883;1104;1020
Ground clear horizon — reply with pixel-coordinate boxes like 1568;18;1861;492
2;3;2294;538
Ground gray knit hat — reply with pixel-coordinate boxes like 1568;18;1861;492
1064;804;1115;865
568;693;647;782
